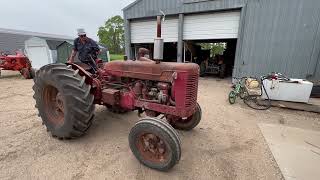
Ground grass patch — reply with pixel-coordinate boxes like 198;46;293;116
110;54;124;61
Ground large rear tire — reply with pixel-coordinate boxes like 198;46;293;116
33;64;95;139
129;118;181;171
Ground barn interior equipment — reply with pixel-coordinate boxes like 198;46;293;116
0;51;33;79
184;43;227;78
33;15;201;171
198;49;226;78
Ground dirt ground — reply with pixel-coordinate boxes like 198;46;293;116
0;71;319;180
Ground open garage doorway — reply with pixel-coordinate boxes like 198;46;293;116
184;39;237;78
131;42;178;62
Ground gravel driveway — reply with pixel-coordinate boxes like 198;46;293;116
1;71;318;180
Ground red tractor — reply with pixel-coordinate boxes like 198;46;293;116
0;51;33;79
33;17;201;171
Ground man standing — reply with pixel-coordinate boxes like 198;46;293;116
68;28;100;72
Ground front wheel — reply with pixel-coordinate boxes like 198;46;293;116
170;103;202;131
20;68;32;79
129;118;181;171
243;95;271;110
239;88;246;99
229;91;237;104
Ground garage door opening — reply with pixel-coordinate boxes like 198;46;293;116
131;43;152;60
184;39;237;78
131;42;178;62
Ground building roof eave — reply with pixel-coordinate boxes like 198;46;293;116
122;0;143;11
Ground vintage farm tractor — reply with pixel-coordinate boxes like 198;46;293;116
0;51;33;79
33;17;201;171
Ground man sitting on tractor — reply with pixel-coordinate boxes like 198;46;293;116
68;28;100;73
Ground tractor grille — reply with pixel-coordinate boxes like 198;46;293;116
185;74;198;108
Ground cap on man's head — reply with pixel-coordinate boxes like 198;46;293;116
77;28;86;36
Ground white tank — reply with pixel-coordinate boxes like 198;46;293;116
262;79;313;103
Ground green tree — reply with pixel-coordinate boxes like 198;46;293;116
98;15;124;54
199;43;225;57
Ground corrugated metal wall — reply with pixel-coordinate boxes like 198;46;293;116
124;0;320;80
124;0;183;19
183;0;246;13
57;42;73;63
0;33;30;52
183;11;241;40
124;0;246;19
235;0;320;80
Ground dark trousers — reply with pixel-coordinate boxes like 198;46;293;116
82;60;97;74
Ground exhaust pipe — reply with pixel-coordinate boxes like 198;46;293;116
154;16;164;64
157;16;162;38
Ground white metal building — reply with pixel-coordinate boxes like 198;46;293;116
0;28;73;69
25;37;57;69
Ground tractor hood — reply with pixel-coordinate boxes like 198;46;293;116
104;60;199;82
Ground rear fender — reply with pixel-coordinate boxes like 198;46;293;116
66;63;93;84
66;63;102;104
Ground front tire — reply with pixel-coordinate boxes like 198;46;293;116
30;68;36;78
33;64;95;139
229;91;236;104
21;68;32;79
170;103;202;131
129;118;181;171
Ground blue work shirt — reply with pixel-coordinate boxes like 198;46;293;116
73;37;100;62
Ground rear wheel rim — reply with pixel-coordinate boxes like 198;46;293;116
43;85;65;126
136;132;170;164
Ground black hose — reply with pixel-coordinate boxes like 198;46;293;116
260;76;272;109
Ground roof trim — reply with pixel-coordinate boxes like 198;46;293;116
184;0;215;4
122;0;143;11
0;28;73;41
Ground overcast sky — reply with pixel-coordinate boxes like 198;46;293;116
0;0;135;40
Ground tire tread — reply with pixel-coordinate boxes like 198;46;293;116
33;64;95;139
